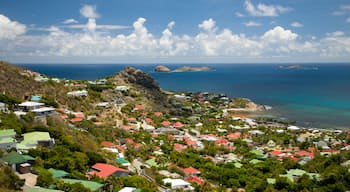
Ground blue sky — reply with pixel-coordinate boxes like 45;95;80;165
0;0;349;63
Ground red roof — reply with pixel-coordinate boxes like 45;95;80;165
59;114;68;119
128;117;136;121
70;117;83;123
134;104;145;111
215;138;229;145
134;143;142;149
94;122;103;126
186;176;203;185
174;143;186;152
89;163;128;179
74;112;85;118
154;112;163;116
269;150;284;156
322;149;340;153
161;121;171;126
183;167;200;175
125;138;134;144
294;150;314;158
116;145;126;152
145;118;153;124
227;132;241;140
173;122;184;128
101;141;115;148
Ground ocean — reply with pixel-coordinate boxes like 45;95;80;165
17;63;350;129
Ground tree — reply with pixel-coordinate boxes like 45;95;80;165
0;166;25;190
36;168;54;188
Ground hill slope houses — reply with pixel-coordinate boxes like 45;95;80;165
0;61;170;112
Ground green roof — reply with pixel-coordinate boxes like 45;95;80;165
242;138;253;143
17;131;51;150
145;158;159;167
48;168;69;178
1;151;27;164
249;159;263;164
0;137;15;144
250;149;265;158
267;178;276;185
22;154;35;161
234;162;243;168
0;129;16;137
116;158;130;165
28;187;63;192
61;179;103;191
287;169;306;176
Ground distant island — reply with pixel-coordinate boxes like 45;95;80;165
154;65;212;72
279;64;319;70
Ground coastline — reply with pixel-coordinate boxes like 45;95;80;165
15;63;350;129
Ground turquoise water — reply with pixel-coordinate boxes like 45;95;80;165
17;63;350;129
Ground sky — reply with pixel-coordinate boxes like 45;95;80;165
0;0;350;64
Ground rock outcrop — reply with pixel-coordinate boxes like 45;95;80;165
154;65;171;72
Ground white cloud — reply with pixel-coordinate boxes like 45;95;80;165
262;26;298;43
167;21;175;29
326;31;345;37
244;21;261;27
0;14;26;39
244;0;290;17
80;5;99;19
235;12;244;17
198;18;217;32
1;7;350;63
340;4;350;11
62;19;78;24
291;22;303;28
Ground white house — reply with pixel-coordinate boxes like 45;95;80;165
67;90;88;97
163;178;194;190
115;86;130;91
18;101;44;111
288;125;301;131
0;102;8;113
31;107;56;117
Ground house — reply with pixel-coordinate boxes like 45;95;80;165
155;127;181;135
0;129;16;149
288;125;301;131
17;131;54;152
28;187;63;192
119;187;140;192
96;102;110;108
174;143;187;152
115;86;130;92
18;101;44;111
61;179;103;192
173;122;184;128
115;158;131;166
30;95;42;102
133;104;145;111
183;167;201;177
31;107;55;117
186;176;204;185
0;102;8;113
67;90;88;97
88;163;129;179
48;168;69;178
161;121;172;127
227;132;241;140
1;151;32;173
163;178;194;190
